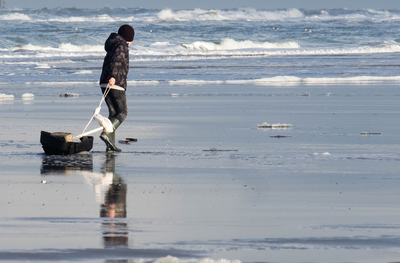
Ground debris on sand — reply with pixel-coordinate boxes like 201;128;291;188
22;93;34;100
203;148;238;152
270;135;291;138
58;93;80;97
361;132;382;136
0;94;14;100
258;122;293;129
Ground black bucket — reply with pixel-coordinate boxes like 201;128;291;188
40;131;94;155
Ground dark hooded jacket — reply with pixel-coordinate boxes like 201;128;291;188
100;33;129;90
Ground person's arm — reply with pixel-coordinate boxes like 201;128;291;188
108;43;129;87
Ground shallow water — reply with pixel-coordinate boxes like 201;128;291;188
0;82;399;262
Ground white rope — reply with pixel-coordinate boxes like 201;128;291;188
81;84;112;134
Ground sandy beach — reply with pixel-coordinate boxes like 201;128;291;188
1;82;400;262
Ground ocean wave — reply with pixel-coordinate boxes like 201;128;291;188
47;16;90;22
9;44;47;52
128;80;160;86
137;43;400;59
156;8;304;22
169;80;224;85
7;43;103;53
151;256;241;263
0;252;239;263
224;8;304;21
177;43;400;56
181;38;300;50
21;80;160;86
45;14;133;23
2;8;400;23
2;40;400;61
24;81;98;86
10;75;400;87
0;11;135;23
304;8;400;22
227;75;400;85
169;76;400;86
58;43;103;52
72;70;93;75
0;12;31;21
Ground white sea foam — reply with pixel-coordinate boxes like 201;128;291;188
35;63;51;69
0;13;31;21
313;152;331;156
59;43;103;52
157;9;179;21
73;70;93;75
94;14;115;22
48;16;90;23
157;8;227;21
128;80;160;86
9;44;47;52
150;42;174;48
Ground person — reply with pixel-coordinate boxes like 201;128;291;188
99;24;134;152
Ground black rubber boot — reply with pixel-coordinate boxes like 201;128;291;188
100;131;119;152
100;117;122;152
109;117;121;152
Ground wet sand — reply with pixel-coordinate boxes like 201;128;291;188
0;83;400;262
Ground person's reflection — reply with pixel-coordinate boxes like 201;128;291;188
40;153;129;262
99;154;128;249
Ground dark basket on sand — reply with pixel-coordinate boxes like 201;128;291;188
40;131;93;155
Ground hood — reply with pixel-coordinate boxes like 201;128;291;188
104;33;127;52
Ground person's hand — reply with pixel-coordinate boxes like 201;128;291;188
109;77;116;86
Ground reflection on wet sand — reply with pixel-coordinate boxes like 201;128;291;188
40;154;93;175
100;154;128;250
40;153;129;261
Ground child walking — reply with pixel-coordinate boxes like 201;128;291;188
99;24;134;152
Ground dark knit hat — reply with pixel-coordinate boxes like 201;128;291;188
118;24;135;42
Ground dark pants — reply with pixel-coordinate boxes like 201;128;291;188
101;88;128;124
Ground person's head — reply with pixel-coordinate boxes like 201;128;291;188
118;24;135;44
